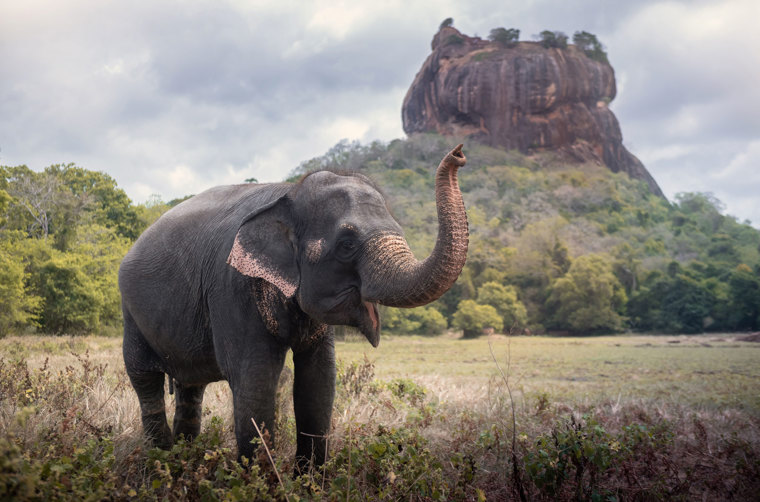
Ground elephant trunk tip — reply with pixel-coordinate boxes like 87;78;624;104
442;144;467;169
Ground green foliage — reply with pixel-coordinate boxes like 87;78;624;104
382;306;447;335
547;254;627;333
3;134;760;336
452;300;503;338
285;134;760;335
538;30;568;49
727;264;760;330
0;235;41;336
36;255;105;334
439;17;453;30
489;27;520;47
476;281;528;331
0;164;136;335
0;188;9;227
572;31;608;63
326;425;449;500
524;414;675;500
629;272;714;333
445;34;464;46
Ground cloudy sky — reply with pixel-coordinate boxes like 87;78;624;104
2;0;759;225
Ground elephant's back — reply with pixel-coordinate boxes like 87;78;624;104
124;183;290;262
119;182;291;306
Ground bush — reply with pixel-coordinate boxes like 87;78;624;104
452;300;503;338
572;31;608;63
546;254;627;333
382;306;447;335
537;30;568;49
489;27;520;47
477;281;528;331
36;255;105;334
0;236;41;336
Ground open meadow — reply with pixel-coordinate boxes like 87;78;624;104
2;332;759;500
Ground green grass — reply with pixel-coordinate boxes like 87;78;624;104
334;332;760;411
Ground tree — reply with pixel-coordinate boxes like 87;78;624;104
453;300;503;338
3;166;60;239
36;254;105;334
628;272;714;333
69;224;131;326
547;254;627;333
537;30;568;49
572;31;608;63
476;281;528;331
439;17;454;30
382;306;447;335
489;27;520;47
727;264;760;330
0;234;42;336
54;164;143;240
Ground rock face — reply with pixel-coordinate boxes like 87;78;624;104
403;27;663;196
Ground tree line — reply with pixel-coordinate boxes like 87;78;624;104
440;18;609;63
0;165;179;335
2;135;759;337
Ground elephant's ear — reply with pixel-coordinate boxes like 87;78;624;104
226;197;299;298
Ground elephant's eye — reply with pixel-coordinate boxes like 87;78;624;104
336;238;358;260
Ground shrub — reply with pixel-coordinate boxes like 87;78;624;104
537;30;568;49
572;31;608;63
477;281;528;331
546;254;627;333
382;306;447;335
453;300;503;338
489;27;520;47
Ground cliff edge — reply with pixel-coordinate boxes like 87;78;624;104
402;27;664;197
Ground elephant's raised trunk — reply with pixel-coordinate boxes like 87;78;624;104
360;144;469;307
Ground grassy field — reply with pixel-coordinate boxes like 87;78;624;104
2;332;759;500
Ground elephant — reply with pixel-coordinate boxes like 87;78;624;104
118;144;469;471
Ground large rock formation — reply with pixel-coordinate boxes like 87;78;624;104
403;27;664;196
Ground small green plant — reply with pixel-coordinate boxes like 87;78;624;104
387;378;426;407
489;27;520;47
524;414;618;500
537;30;568;49
336;355;375;398
573;31;608;63
445;34;465;46
325;425;450;500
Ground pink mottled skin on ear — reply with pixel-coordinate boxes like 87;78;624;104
305;239;324;264
227;235;297;297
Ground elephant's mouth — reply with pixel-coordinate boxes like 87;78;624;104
325;288;380;347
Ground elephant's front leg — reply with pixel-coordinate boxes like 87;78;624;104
229;347;287;462
293;327;336;474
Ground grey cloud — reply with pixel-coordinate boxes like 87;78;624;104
1;0;758;226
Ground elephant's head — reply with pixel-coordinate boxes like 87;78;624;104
227;145;469;346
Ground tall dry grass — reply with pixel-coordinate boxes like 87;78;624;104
1;334;759;500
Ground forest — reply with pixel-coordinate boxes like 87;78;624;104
1;133;759;337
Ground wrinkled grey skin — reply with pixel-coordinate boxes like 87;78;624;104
119;145;468;471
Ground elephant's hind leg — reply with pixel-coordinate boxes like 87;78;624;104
173;383;206;441
129;371;172;449
123;312;172;449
